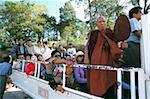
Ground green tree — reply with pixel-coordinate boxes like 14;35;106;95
72;0;124;29
130;0;140;5
58;1;77;39
0;0;48;42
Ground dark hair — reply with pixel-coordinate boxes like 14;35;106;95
51;50;60;57
17;54;24;57
52;43;55;46
58;44;61;47
37;41;41;43
18;37;24;41
68;43;72;46
27;39;32;42
43;41;48;45
129;6;142;19
25;54;32;59
36;54;42;58
3;56;11;63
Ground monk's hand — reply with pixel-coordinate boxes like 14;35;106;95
117;41;128;49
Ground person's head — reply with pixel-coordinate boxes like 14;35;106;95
129;6;142;20
68;43;73;48
27;39;32;47
37;41;43;47
3;56;12;63
51;50;61;59
52;43;56;48
37;54;43;61
43;41;48;47
96;16;107;30
75;51;84;63
18;37;24;45
66;65;73;75
58;45;63;50
25;54;32;60
18;54;25;60
31;55;37;62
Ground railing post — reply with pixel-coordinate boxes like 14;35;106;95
34;62;38;77
138;69;146;99
21;60;25;72
117;70;122;99
62;64;66;88
37;62;41;78
130;71;136;99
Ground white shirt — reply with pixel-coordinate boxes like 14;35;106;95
67;47;76;57
127;18;141;43
42;47;53;60
34;46;45;55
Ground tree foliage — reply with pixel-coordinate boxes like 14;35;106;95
57;1;88;41
0;0;48;42
72;0;124;29
58;1;78;39
130;0;140;5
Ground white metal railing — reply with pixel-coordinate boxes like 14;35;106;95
65;64;145;99
12;60;146;99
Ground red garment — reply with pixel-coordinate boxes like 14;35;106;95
25;63;35;76
86;29;122;96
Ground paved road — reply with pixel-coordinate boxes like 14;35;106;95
3;87;33;99
3;91;33;99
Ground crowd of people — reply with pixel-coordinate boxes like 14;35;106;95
0;6;143;99
11;38;88;92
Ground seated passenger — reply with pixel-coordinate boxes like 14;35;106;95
65;60;80;91
44;50;65;85
12;54;25;71
25;55;37;76
36;54;46;78
43;50;66;90
25;55;46;77
74;51;88;92
24;54;32;72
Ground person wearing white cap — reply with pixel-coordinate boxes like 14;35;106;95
74;51;88;93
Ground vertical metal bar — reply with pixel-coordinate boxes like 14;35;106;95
62;64;66;88
138;69;146;99
130;71;136;99
22;60;25;72
117;70;122;99
37;62;41;78
34;62;37;77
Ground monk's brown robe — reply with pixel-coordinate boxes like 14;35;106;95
86;28;122;96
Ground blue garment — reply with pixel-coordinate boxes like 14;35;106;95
20;45;25;54
74;67;87;83
0;62;12;76
127;18;141;43
40;64;46;77
11;44;28;60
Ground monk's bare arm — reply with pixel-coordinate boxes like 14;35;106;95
134;30;142;37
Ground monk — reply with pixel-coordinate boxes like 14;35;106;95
84;16;122;98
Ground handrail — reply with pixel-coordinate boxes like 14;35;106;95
12;60;145;99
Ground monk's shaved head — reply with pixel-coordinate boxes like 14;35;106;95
96;16;107;31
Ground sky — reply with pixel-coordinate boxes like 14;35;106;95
32;0;71;21
31;0;86;21
0;0;86;22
